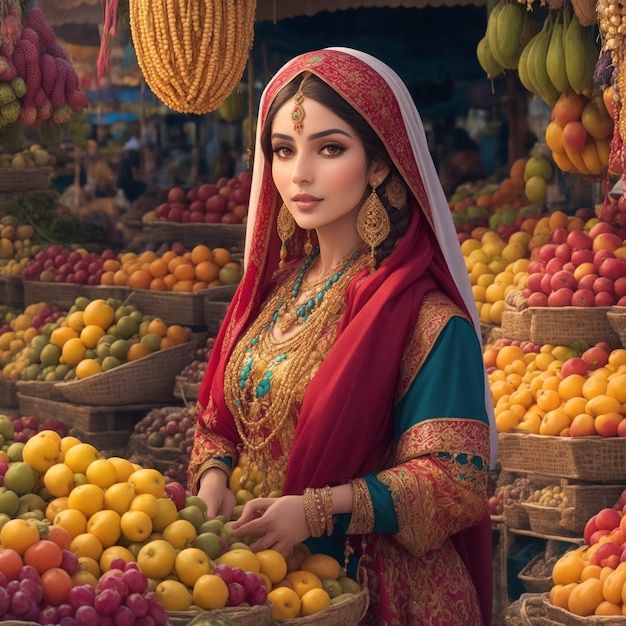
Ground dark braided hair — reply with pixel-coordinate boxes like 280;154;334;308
260;73;412;267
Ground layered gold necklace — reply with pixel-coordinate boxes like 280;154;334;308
224;245;366;495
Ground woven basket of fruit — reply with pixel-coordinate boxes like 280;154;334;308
0;166;53;192
16;379;66;402
23;280;89;309
56;341;194;406
0;275;24;309
522;502;575;537
174;375;201;404
503;502;531;530
543;596;625;625
143;222;247;253
528;306;621;349
560;484;625;534
505;592;550;626
168;604;273;626
607;308;626;349
518;552;565;594
501;307;532;342
278;588;369;626
498;433;626;482
0;379;17;408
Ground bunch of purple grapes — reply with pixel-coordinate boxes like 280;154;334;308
212;563;268;607
0;558;168;626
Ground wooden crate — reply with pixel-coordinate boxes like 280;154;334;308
23;280;88;309
69;427;135;453
143;222;247;253
0;379;18;409
0;275;24;309
17;393;155;433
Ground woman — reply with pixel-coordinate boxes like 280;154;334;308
189;47;496;626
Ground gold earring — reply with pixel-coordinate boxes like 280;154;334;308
277;203;296;269
304;230;313;256
356;180;391;272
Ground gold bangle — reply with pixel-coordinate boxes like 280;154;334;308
303;488;323;537
320;485;334;536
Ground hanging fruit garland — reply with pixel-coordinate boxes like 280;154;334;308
0;1;90;150
98;0;256;115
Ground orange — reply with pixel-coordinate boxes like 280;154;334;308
80;324;106;348
194;261;220;283
87;510;122;549
68;483;105;518
43;462;75;497
103;259;121;272
257;549;288;584
161;250;177;264
83;299;115;329
173;263;195;282
113;269;129;286
586;395;622;417
166;324;189;345
61;337;86;367
217;548;260;574
101;271;115;285
126;342;151;361
100;545;134;572
211;248;232;267
64;442;100;474
70;532;104;561
137;540;177;580
553;553;586;585
46;524;72;551
192;574;229;610
72;569;99;588
558;374;586;401
268;586;301;620
191;245;212;265
128;269;153;290
192;281;209;292
550;582;578;610
548;210;569;230
149;277;168;291
108;457;136;482
495;346;525;370
77;555;101;578
50;326;79;348
155;579;192;611
46;496;70;523
148;258;169;278
609;350;626;368
24;539;63;574
160;336;176;350
0;519;40;555
607;374;626;403
75;358;103;379
0;547;23;581
568;577;605;616
40;567;72;607
120;510;152;543
536;389;562;412
171;279;194;292
163;273;177;290
300;588;331;616
285;570;323;598
85;458;118;489
167;256;187;274
66;311;86;333
138;250;158;264
147;318;168;338
60;435;82;456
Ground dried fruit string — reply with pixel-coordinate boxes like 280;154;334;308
97;0;120;79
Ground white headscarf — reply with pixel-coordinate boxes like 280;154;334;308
244;47;497;468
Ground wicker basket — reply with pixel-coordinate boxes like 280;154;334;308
89;285;132;303
174;376;200;404
505;592;551;626
0;379;18;409
503;502;531;530
0;275;24;308
56;341;194;406
501;307;532;342
23;280;88;309
607;308;626;349
281;589;369;626
16;379;66;402
521;502;575;537
560;484;625;534
169;604;273;626
0;166;52;192
143;221;247;253
543;596;626;625
498;433;626;482
518;554;554;594
128;432;188;474
528;306;621;349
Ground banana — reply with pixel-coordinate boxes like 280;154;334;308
546;11;569;93
496;3;524;60
476;35;504;79
527;16;559;106
552;150;577;174
486;3;506;67
565;13;591;95
565;148;592;175
595;138;611;167
517;34;540;96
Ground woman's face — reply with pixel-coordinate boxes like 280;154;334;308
270;97;374;236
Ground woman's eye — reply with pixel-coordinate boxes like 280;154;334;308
321;143;344;156
272;145;292;158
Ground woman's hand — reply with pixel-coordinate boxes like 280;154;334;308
197;468;236;519
231;496;309;557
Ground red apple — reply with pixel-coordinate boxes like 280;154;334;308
549;228;569;245
594;249;616;266
555;242;573;261
593;276;616;294
550;270;577;291
571;248;595;267
594;232;624;253
548;287;574;307
615;276;626;298
527;260;543;274
527;292;549;307
206;194;228;214
155;203;170;219
567;229;593;250
189;210;206;223
619;296;626;305
595;291;617;306
538;243;558;263
590;528;612;547
571;288;595;306
617;419;626;437
171;242;186;255
599;257;626;280
540;273;554;295
545;257;565;274
221;212;243;224
216;177;229;189
198;183;219;201
204;212;223;223
582;345;610;370
596;507;623;531
527;273;544;293
187;187;199;203
230;187;250;206
167;206;184;222
561;357;589;378
238;170;253;189
584;515;598;544
189;200;206;214
164;482;187;510
589;221;616;239
168;187;186;204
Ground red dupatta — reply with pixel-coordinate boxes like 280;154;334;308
196;49;491;626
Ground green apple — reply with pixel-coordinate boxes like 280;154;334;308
321;577;343;598
16;492;46;516
4;462;36;496
339;576;361;594
178;505;206;531
199;518;224;535
192;531;222;561
331;592;356;604
184;495;208;516
0;416;14;441
0;487;19;516
6;442;24;463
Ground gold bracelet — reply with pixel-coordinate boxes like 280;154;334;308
303;488;323;537
320;485;334;536
313;488;327;535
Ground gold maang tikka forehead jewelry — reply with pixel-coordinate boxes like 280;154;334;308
291;71;311;134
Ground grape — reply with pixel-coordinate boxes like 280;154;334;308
213;563;234;584
125;592;149;617
10;589;30;615
38;605;59;625
231;567;245;585
100;575;129;599
241;570;260;596
23;602;42;622
95;588;122;616
227;582;246;606
57;603;75;619
75;604;99;626
124;561;140;572
135;617;156;626
148;600;168;626
61;548;80;575
114;604;136;626
109;558;127;572
17;564;39;583
122;568;148;595
59;617;79;626
101;617;116;626
0;587;10;615
69;584;96;608
20;576;43;604
249;584;268;606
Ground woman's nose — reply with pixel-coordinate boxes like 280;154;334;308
291;154;312;184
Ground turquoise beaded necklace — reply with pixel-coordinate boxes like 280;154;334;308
237;245;362;402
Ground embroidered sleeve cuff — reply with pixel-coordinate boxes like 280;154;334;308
347;477;375;535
